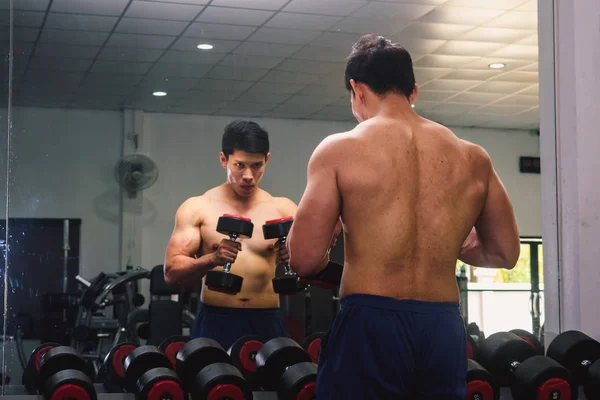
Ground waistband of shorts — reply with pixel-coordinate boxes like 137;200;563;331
340;293;461;314
198;302;281;315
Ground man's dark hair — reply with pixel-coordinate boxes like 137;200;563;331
222;120;270;159
345;34;416;100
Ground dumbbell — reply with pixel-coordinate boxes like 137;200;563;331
467;359;499;400
227;335;265;389
205;214;254;294
547;330;600;399
510;328;544;356
100;342;138;390
31;346;96;400
478;331;577;400
22;342;61;393
301;332;326;364
263;216;306;295
298;260;344;289
255;337;317;399
158;335;190;371
467;334;479;361
123;345;187;399
176;337;252;399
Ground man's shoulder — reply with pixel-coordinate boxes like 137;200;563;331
271;196;298;216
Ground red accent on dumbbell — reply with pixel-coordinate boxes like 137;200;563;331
239;341;262;373
517;335;536;349
147;380;185;400
467;340;475;360
112;345;136;378
164;342;186;371
296;382;317;400
466;380;493;400
207;384;245;400
222;214;252;222
307;339;321;364
537;378;571;400
265;216;293;224
34;346;55;372
50;384;91;400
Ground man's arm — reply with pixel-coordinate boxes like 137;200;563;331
287;137;342;276
164;198;218;286
459;160;521;269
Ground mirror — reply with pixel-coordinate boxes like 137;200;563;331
2;0;547;391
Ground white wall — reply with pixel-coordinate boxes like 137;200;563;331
4;106;123;277
1;107;541;277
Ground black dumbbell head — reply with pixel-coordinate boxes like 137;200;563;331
227;336;264;383
272;275;305;295
217;214;254;238
205;270;243;294
301;332;326;365
263;217;293;240
546;330;600;382
509;329;544;356
137;367;187;400
586;360;600;399
467;334;479;361
255;337;312;390
175;338;231;392
196;362;252;400
466;359;499;400
158;335;189;371
43;369;97;400
277;362;317;400
103;343;137;388
510;355;577;400
22;342;61;393
478;331;537;382
37;347;95;394
124;346;172;393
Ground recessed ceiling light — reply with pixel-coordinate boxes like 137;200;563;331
489;63;506;69
153;91;167;97
197;44;213;50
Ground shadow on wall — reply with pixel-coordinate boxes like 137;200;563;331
93;188;158;227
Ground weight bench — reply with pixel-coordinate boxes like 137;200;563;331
129;265;195;346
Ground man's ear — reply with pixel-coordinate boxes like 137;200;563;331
351;80;367;105
264;153;271;165
219;152;228;169
409;84;419;105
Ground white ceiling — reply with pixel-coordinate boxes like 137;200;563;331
0;0;540;129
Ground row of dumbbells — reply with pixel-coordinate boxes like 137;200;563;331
466;328;600;399
23;332;325;400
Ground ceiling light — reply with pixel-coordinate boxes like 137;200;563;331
153;91;167;97
488;63;506;69
197;44;213;50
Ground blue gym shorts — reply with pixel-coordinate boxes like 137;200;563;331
191;302;290;351
316;294;467;400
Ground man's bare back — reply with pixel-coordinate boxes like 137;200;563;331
331;114;493;302
165;184;296;308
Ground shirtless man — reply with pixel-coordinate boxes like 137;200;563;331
163;120;300;351
287;34;521;399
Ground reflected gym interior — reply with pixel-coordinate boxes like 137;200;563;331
0;0;598;399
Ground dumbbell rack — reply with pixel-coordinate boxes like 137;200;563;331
0;386;589;399
0;385;281;399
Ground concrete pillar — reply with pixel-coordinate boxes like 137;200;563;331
539;0;600;342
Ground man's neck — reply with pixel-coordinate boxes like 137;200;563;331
368;95;414;120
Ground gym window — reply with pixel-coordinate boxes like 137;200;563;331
457;237;543;339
